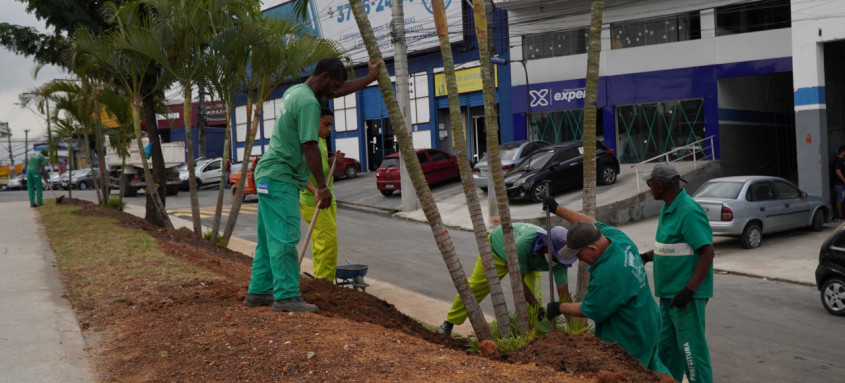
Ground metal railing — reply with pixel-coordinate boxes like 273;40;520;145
631;135;716;193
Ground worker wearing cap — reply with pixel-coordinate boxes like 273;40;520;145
642;163;714;383
26;149;48;207
543;199;669;374
300;108;345;281
438;223;571;336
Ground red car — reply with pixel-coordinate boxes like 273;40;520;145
376;149;459;196
330;152;361;179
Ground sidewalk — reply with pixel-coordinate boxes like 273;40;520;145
0;202;95;383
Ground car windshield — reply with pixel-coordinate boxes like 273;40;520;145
513;151;554;171
380;157;400;168
694;181;744;199
71;169;89;177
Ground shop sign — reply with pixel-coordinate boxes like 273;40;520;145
433;66;498;97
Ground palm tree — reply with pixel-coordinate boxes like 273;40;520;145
429;0;511;336
572;0;604;303
222;15;340;243
471;0;530;334
73;1;173;228
347;0;493;341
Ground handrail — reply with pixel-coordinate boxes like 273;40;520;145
631;135;716;193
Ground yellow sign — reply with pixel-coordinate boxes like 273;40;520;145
434;66;498;97
0;166;8;176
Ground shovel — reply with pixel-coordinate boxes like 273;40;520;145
44;176;64;204
543;179;555;302
298;158;338;266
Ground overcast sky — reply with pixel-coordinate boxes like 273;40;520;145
0;1;65;166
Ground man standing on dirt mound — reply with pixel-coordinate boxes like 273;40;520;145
543;198;669;375
244;58;381;313
438;223;572;336
642;163;714;383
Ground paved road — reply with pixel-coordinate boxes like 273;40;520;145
4;188;845;382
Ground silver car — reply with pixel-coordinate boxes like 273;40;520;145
472;140;551;192
693;176;831;249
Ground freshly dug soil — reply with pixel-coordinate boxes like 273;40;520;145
57;198;673;382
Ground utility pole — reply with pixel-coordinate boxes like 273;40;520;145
2;122;13;177
198;82;207;158
393;0;417;211
24;129;30;171
45;99;55;173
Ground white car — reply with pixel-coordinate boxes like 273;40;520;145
180;158;224;190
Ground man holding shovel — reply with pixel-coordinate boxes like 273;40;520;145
543;198;669;374
244;58;381;313
438;223;572;336
26;149;48;208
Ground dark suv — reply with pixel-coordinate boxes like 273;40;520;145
504;141;620;202
816;223;845;316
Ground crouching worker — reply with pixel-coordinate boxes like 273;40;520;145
438;223;573;336
544;199;669;374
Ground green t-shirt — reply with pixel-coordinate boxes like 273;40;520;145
489;223;568;284
254;84;321;189
299;137;336;206
27;152;46;173
580;223;663;370
653;189;714;298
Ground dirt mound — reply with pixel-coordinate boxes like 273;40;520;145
503;332;674;382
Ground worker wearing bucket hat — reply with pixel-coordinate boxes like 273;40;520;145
438;223;572;336
543;198;669;375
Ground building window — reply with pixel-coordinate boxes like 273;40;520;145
611;12;701;50
523;27;588;60
530;109;603;143
332;93;358;133
615;99;705;164
235;105;248;143
409;72;430;124
262;99;277;139
715;0;790;36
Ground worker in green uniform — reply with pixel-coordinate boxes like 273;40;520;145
26;149;48;207
543;198;669;374
244;58;381;313
300;108;344;281
642;163;714;383
438;223;571;336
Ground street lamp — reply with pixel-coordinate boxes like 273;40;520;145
18;92;54;173
490;56;531;139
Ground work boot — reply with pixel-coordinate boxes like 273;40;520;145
30;204;37;208
438;321;454;336
272;296;318;313
243;293;274;307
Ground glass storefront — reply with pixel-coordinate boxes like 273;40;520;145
529;109;603;144
615;99;705;164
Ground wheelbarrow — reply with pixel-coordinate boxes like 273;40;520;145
335;259;369;292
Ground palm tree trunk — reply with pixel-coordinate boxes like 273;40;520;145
223;96;256;243
184;88;203;234
211;110;232;243
82;131;103;203
348;0;492;341
573;0;604;303
142;93;170;227
132;98;173;229
94;114;109;203
118;155;126;209
472;0;530;335
67;137;73;200
431;0;511;336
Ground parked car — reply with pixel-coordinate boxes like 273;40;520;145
376;149;459;196
331;152;361;179
472;140;552;192
61;168;100;190
48;172;63;190
229;156;260;201
179;158;216;191
504;141;620;202
693;176;830;249
5;174;24;190
816;222;845;316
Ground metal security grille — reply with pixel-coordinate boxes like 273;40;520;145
615;99;705;164
530;109;603;144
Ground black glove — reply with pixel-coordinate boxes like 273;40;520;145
670;287;695;309
542;196;559;213
640;250;653;264
546;301;561;320
536;307;546;321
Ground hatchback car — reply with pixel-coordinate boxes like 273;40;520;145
5;174;24;190
330;152;362;179
816;222;845;316
693;176;830;249
472;140;552;192
376;149;459;196
504;141;620;202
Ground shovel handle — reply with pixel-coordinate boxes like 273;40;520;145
543;179;555;303
298;158;338;266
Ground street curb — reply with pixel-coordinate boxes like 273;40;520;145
714;268;816;287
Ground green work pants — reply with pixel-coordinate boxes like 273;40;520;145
446;255;540;325
26;173;43;206
658;298;712;383
299;203;338;281
247;178;302;301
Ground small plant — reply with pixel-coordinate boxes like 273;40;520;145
203;231;228;247
105;196;125;211
467;302;592;354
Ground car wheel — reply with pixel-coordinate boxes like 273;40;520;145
530;183;547;203
821;277;845;316
740;222;762;249
811;210;824;232
380;189;394;196
598;165;617;185
480;187;488;193
78;181;88;190
344;165;358;178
